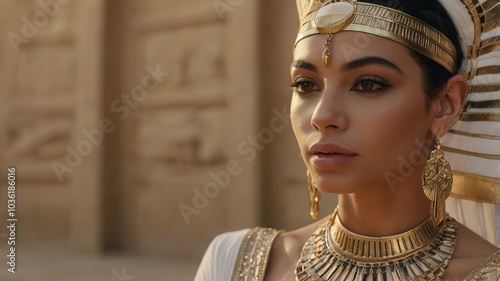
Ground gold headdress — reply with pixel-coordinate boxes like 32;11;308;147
295;0;457;72
437;0;500;206
295;0;500;204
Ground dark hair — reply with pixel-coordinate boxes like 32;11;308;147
361;0;464;107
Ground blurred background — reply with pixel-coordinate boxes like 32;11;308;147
0;0;338;280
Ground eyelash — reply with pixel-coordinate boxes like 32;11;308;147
289;78;320;95
350;76;391;95
289;76;391;96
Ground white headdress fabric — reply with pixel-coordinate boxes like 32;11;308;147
439;0;500;246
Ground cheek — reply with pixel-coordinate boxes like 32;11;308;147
290;96;310;142
356;94;431;165
378;104;425;139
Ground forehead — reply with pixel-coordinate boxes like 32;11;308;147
293;31;412;65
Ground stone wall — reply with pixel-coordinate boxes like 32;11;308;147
116;0;263;259
0;0;337;262
0;0;104;253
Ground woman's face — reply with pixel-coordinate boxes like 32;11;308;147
291;32;436;194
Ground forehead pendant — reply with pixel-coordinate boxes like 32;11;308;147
314;1;357;66
322;34;333;66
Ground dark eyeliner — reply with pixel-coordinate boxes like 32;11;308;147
289;77;320;94
351;76;391;94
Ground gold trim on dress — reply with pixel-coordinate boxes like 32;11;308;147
451;172;500;203
464;250;500;280
231;227;283;281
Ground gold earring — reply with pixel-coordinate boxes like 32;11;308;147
422;135;453;227
307;171;321;219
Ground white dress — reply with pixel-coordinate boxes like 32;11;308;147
194;229;250;281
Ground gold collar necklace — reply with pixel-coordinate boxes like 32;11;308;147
295;209;458;281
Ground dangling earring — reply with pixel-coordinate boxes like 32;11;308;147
307;171;321;219
422;134;453;227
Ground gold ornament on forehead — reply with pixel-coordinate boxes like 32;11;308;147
321;34;333;66
295;0;457;72
314;0;357;66
314;0;357;34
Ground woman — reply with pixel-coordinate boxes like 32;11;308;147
195;0;500;280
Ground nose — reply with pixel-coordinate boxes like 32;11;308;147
311;88;348;132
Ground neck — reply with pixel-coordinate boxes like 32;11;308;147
336;175;431;237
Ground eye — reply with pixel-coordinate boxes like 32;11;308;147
289;78;321;94
351;76;391;94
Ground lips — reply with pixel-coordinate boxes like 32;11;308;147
309;143;358;169
309;143;357;155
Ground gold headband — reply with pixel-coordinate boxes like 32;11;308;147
295;0;458;72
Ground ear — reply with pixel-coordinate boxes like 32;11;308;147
430;74;468;136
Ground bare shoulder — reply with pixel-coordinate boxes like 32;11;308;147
453;223;498;258
274;218;325;253
264;218;327;281
443;222;499;280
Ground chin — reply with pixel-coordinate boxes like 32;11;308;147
314;175;362;195
313;172;387;195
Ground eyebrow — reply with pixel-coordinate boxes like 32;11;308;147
291;56;403;74
290;60;318;73
341;56;403;74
